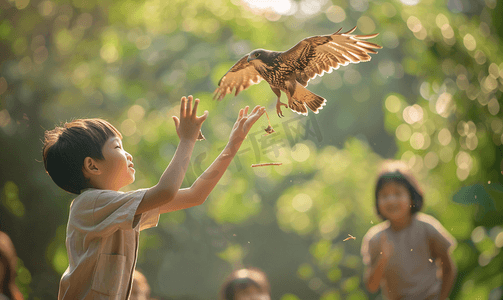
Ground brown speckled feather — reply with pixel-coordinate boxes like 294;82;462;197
214;55;263;100
283;26;382;87
214;26;381;115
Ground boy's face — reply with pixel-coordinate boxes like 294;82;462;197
96;136;135;191
377;181;412;222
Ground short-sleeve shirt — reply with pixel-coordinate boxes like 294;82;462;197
361;213;456;300
58;188;160;300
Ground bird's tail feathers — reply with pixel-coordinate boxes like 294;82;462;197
290;85;326;115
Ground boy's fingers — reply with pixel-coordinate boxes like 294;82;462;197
236;108;244;122
243;106;250;116
172;116;180;128
180;97;187;118
186;95;193;117
198;110;209;122
247;107;265;122
238;116;248;127
251;106;265;117
192;98;200;117
250;105;261;114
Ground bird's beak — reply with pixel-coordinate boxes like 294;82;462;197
247;55;253;63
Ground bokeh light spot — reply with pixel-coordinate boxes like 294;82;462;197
325;5;346;23
357;16;376;34
292;193;313;213
291;143;310;162
471;226;485;243
424;152;439;169
407;16;422;33
121;119;137;136
385;95;402;113
438;128;452;146
436;13;449;28
436;93;455;117
396;124;412;142
128;105;146;122
410;132;425;150
463;34;476;51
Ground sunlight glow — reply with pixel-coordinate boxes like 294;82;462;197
242;0;295;15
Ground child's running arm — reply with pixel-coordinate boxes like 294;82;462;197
364;232;393;293
158;105;265;213
431;236;457;300
136;96;208;216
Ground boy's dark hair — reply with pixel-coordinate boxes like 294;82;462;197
42;119;122;194
374;161;423;220
220;268;270;300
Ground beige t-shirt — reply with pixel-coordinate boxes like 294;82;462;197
58;188;160;300
361;213;456;300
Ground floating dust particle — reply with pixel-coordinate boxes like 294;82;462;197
411;249;413;251
343;234;356;241
251;162;283;167
429;258;433;263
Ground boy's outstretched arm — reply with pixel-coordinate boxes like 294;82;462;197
159;105;266;213
135;96;208;216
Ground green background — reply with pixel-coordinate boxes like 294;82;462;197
1;0;502;299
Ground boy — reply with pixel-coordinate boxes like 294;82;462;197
43;95;265;299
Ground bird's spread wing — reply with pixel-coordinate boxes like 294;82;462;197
214;55;264;100
280;26;382;87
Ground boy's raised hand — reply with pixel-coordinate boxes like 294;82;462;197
228;105;266;146
172;95;208;141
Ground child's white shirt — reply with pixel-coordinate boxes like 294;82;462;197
58;188;159;300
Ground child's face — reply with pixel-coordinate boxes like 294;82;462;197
96;136;135;190
377;181;412;222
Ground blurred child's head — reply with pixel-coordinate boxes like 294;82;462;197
374;160;423;221
43;119;123;194
220;268;270;300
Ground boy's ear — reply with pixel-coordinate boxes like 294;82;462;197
82;157;102;177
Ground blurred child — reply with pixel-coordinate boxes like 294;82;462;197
0;231;24;300
220;268;271;300
43;95;265;300
361;160;457;300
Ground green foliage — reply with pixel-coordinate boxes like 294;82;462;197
0;0;502;299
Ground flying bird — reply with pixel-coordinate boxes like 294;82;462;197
214;26;382;117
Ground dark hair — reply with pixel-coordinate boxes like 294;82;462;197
42;119;122;194
374;161;423;220
220;268;270;300
0;231;24;300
